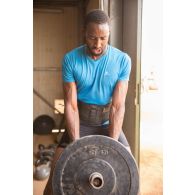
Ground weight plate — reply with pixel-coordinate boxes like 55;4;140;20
52;135;139;195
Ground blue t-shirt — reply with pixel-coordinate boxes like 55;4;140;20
62;45;131;105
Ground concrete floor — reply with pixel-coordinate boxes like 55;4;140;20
139;89;163;195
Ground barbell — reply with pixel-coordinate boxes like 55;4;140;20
52;135;139;195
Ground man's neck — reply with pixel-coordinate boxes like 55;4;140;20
86;45;108;60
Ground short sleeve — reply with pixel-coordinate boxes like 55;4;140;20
118;54;132;81
62;55;75;82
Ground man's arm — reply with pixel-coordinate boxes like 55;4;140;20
64;82;80;141
108;80;129;140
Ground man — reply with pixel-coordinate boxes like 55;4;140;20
44;9;131;195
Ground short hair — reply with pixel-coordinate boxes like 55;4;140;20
84;9;110;27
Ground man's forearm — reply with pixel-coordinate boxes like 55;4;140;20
64;104;80;141
108;104;125;140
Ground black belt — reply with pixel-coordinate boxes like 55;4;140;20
78;101;111;126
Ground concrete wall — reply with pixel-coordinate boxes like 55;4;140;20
33;6;78;123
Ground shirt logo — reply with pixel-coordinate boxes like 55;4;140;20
104;71;110;76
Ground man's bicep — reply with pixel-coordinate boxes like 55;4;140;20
62;56;75;82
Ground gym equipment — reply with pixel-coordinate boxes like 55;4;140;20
34;159;51;180
34;144;57;180
37;143;57;161
38;144;45;150
33;89;65;134
33;115;55;134
52;135;139;195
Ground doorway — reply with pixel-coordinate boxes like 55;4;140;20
139;0;163;194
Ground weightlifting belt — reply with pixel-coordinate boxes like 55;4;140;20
78;101;111;126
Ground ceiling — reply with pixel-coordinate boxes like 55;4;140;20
33;0;87;7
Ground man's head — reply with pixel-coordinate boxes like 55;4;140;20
84;10;110;59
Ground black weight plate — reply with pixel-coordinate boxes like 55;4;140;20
52;135;139;195
74;158;116;194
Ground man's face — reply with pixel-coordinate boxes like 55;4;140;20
85;22;110;57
